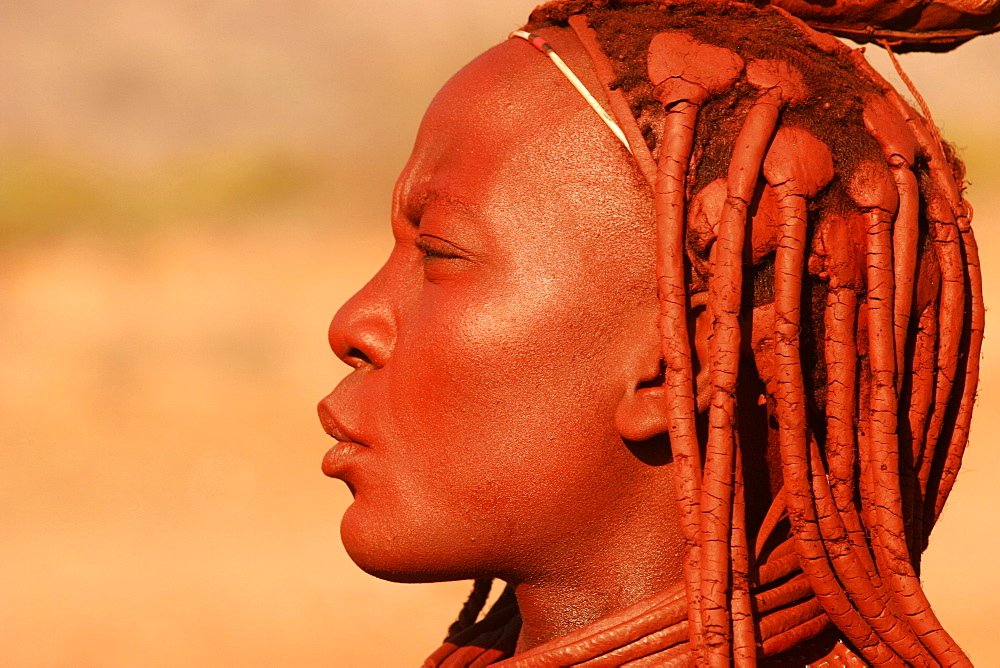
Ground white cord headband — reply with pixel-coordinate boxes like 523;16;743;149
509;30;633;155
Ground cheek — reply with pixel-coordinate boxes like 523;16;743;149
340;264;650;578
392;278;623;449
368;279;631;517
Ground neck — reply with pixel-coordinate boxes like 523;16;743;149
510;499;684;653
513;574;676;653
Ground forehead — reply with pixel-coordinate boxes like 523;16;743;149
409;35;599;174
395;33;652;249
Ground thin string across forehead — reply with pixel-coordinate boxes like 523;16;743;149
511;24;662;188
508;30;633;155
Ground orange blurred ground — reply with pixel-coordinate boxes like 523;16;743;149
1;2;998;666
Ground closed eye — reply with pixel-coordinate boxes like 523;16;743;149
415;234;468;260
414;234;477;282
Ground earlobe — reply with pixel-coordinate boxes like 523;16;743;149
615;384;672;443
614;311;672;442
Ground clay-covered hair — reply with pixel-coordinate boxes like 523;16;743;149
426;1;984;665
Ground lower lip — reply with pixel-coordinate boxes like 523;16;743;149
322;441;367;478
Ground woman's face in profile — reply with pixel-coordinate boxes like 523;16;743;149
317;32;684;585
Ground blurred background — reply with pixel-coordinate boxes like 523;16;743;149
0;1;997;666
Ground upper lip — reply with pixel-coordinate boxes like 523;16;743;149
317;400;368;446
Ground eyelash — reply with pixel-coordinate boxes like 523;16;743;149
415;235;463;260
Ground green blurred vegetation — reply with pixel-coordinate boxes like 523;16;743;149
0;149;349;242
3;132;995;245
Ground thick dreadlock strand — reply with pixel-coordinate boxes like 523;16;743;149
759;597;827;653
921;199;964;506
699;97;768;662
806;435;885;610
822;288;859;516
498;587;688;666
447;578;494;639
762;128;904;664
900;116;980;547
862;97;920;393
846;168;954;664
892;95;980;557
644;30;745;662
809;283;923;659
568;620;690;666
809;430;923;664
862;92;938;566
845;152;968;663
762;614;832;658
729;445;755;664
933;220;983;517
755;572;810;614
752;487;787;558
756;540;799;583
906;303;938;512
758;125;883;660
846;51;979;553
695;58;816;662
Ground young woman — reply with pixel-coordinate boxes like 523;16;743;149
319;1;994;664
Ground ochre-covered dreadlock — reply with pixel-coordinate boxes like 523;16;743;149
425;1;983;665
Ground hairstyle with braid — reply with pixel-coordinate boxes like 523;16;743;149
424;1;984;665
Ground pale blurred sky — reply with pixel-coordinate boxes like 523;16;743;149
0;1;539;167
2;1;993;164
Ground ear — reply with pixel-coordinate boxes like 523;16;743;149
614;380;671;442
614;297;714;442
614;325;671;442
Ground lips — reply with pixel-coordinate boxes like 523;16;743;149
317;394;367;439
317;397;370;479
321;440;368;478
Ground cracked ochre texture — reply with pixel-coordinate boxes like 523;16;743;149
426;1;983;665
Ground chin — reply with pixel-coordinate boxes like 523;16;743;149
339;501;483;584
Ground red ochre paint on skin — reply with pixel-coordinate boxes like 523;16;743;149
319;1;985;665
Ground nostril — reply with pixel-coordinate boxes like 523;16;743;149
328;291;394;370
345;347;374;369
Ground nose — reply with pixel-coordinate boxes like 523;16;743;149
328;275;397;370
